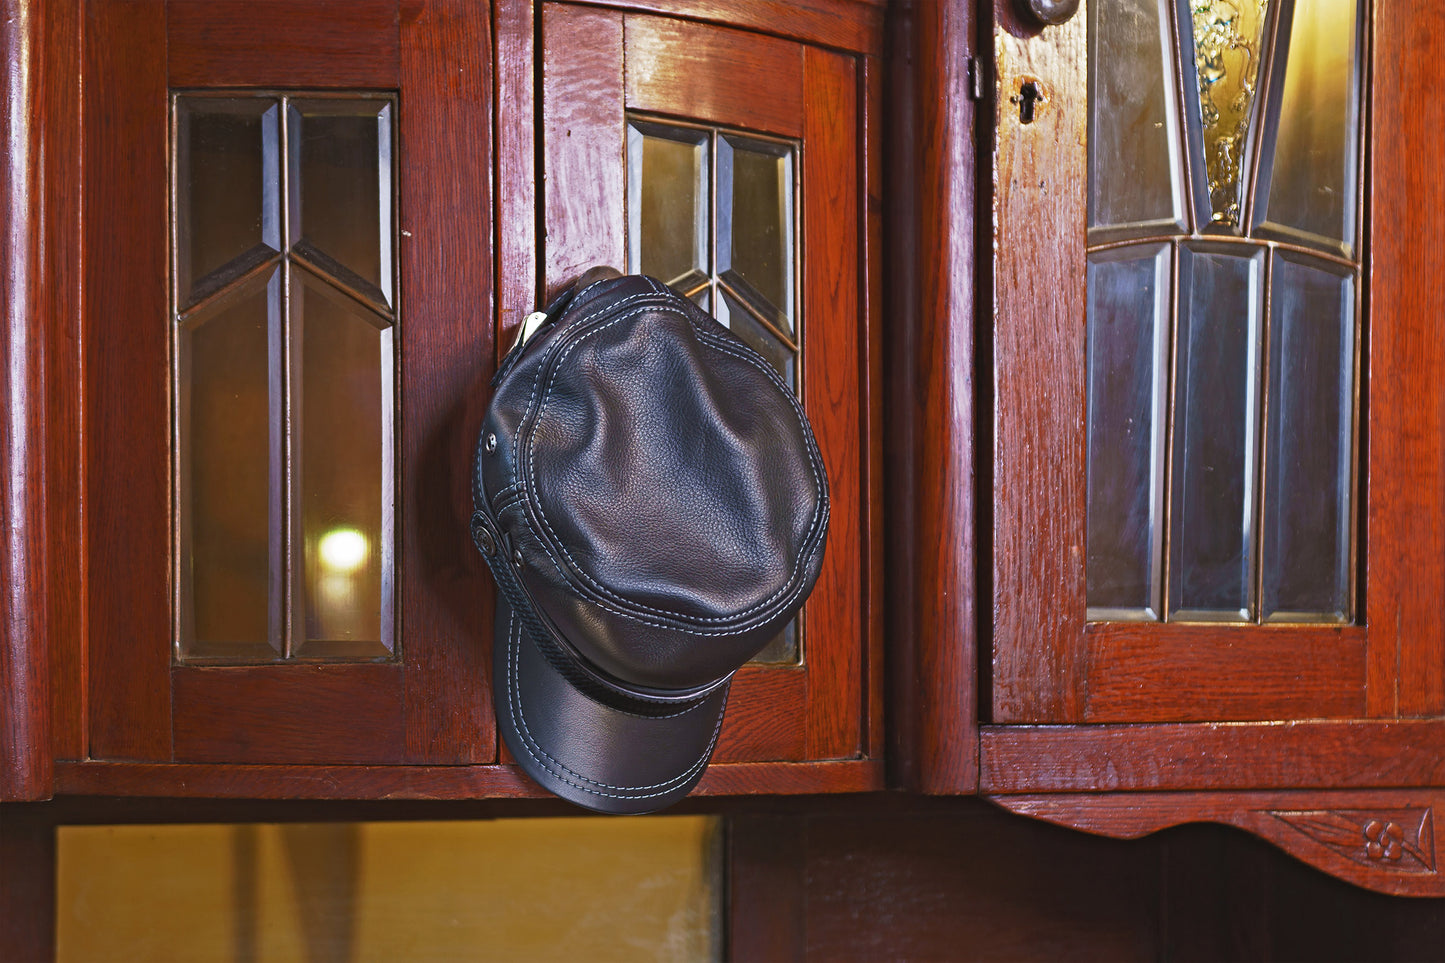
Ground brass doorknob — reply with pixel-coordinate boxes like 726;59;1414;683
1016;0;1080;26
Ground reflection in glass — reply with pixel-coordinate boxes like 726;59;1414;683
1187;0;1270;227
718;136;794;332
288;100;394;307
1169;245;1263;619
295;271;393;658
1253;0;1361;254
1085;246;1171;619
1262;253;1354;621
1087;0;1187;237
628;123;709;290
750;620;799;666
180;270;282;659
175;97;280;306
717;291;795;391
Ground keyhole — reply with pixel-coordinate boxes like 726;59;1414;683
1016;80;1043;124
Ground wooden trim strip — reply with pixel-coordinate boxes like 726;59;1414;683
53;758;885;799
581;0;883;55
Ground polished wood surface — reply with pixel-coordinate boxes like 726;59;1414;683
0;803;55;961
889;0;980;793
167;0;400;89
592;0;883;54
494;0;539;355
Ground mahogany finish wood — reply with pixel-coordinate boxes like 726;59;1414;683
173;665;406;765
2;0;53;801
53;759;885;799
712;668;806;763
1366;0;1445;719
397;0;495;765
494;0;539;357
84;0;172;762
726;815;806;962
623;16;803;138
889;0;980;793
167;0;401;89
0;804;55;962
861;51;885;761
996;789;1445;897
980;721;1445;793
593;0;883;55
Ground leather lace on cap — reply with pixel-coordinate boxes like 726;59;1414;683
471;268;828;813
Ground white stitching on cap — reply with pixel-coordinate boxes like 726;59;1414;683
506;612;725;798
524;305;826;627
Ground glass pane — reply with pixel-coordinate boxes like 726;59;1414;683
1169;245;1264;619
180;269;282;659
627;122;709;290
288;99;394;309
1261;253;1354;621
1186;0;1270;228
716;290;796;392
1252;0;1361;255
1088;0;1188;238
294;270;393;658
1085;245;1171;620
718;136;794;333
175;97;280;307
748;619;799;666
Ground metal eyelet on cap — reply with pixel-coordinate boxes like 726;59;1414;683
512;547;525;569
472;523;496;557
484;432;498;454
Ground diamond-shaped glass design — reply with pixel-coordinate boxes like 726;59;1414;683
628;122;709;292
178;268;283;660
718;135;794;333
175;97;281;308
293;270;393;659
288;99;394;309
717;290;795;392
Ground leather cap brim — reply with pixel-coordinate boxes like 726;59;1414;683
495;593;730;814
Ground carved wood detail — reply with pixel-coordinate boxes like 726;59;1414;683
1269;808;1436;874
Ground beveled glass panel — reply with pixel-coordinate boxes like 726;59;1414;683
627;122;709;290
749;620;799;666
1261;253;1355;622
1169;245;1264;619
294;270;393;658
1252;0;1361;255
179;269;282;659
1087;0;1188;239
1186;0;1270;228
1085;245;1171;620
175;97;280;307
288;99;394;309
718;136;794;333
717;290;795;392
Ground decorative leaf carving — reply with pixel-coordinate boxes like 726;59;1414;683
1268;807;1435;874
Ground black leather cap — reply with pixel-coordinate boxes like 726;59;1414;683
471;268;828;813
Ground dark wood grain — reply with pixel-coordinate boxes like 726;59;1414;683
494;0;539;356
0;803;55;961
726;815;807;962
861;52;885;761
801;45;863;762
988;0;1089;724
712;667;806;763
980;720;1445;793
541;4;625;300
84;0;172;762
1081;622;1366;721
1366;0;1445;719
994;788;1445;897
40;0;84;764
2;0;53;801
173;665;406;765
52;758;884;798
623;13;803;138
890;0;979;792
398;0;494;764
589;0;882;55
168;0;401;88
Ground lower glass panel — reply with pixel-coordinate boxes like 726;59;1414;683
1261;252;1355;621
716;290;795;391
1085;244;1171;620
1169;244;1263;620
295;269;393;658
179;269;282;659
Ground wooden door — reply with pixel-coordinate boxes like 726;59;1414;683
68;0;495;769
521;2;877;765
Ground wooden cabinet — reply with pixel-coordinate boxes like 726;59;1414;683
894;0;1445;895
3;0;885;802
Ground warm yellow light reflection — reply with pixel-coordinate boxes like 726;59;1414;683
318;528;368;572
